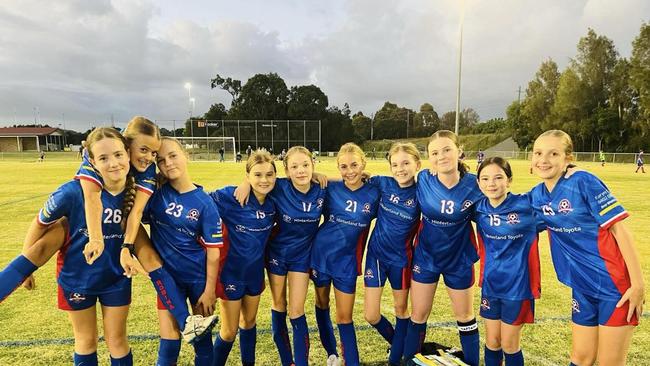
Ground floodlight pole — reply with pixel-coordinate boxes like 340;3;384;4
454;0;466;135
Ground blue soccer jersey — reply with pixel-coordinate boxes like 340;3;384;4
310;181;380;278
530;171;630;300
147;183;223;284
366;176;420;268
474;193;542;300
268;178;326;261
414;170;483;273
210;186;276;283
37;180;130;294
75;153;157;195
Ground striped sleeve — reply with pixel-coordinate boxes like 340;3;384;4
198;200;223;247
580;173;627;229
74;154;103;188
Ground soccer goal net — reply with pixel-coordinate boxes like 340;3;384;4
174;136;236;162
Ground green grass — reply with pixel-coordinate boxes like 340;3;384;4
0;158;648;365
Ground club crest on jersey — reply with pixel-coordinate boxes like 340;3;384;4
572;299;580;313
225;284;237;292
542;204;555;216
69;293;86;303
364;269;374;279
362;203;371;214
461;200;473;211
480;298;490;310
282;214;292;223
235;225;247;233
405;199;415;208
557;199;573;214
186;208;200;221
506;212;520;225
412;264;421;274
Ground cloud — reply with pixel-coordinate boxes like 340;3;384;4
0;0;647;130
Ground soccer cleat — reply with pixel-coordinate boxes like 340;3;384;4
182;314;218;344
326;354;342;366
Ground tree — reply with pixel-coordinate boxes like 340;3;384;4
524;59;561;132
572;29;619;111
373;102;415;139
351;112;371;142
549;67;590;149
411;103;439;137
203;103;228;121
229;73;289;120
287;85;329;120
210;75;242;106
630;22;650;140
507;100;537;149
321;104;354;151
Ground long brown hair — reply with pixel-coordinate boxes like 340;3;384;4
85;127;135;228
428;130;469;177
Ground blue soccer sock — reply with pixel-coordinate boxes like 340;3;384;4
457;318;480;366
212;334;234;366
388;317;409;365
290;314;310;366
315;306;338;357
156;338;181;366
402;320;426;361
271;310;294;365
338;322;359;366
484;345;503;366
504;350;524;366
149;267;190;331
240;325;257;366
110;349;133;366
0;255;38;302
193;334;213;366
371;315;395;344
74;351;98;366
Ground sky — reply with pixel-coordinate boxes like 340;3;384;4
0;0;648;132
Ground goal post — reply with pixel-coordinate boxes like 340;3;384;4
174;136;236;162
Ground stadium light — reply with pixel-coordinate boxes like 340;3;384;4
454;0;466;135
184;82;194;146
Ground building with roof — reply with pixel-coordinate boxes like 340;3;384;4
0;127;65;152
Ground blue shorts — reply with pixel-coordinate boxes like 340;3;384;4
411;263;474;290
571;289;639;327
266;250;310;276
479;296;535;325
157;280;205;310
58;285;131;311
363;252;410;290
310;269;357;294
217;273;265;301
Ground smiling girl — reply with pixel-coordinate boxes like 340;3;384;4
310;142;380;366
530;130;644;366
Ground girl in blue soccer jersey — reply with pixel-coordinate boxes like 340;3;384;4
234;146;326;366
475;157;542;366
18;128;134;365
531;130;645;366
147;137;223;366
403;130;482;366
361;142;421;366
310;143;380;366
209;149;277;366
0;117;215;344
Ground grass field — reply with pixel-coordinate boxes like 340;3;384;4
0;158;648;365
